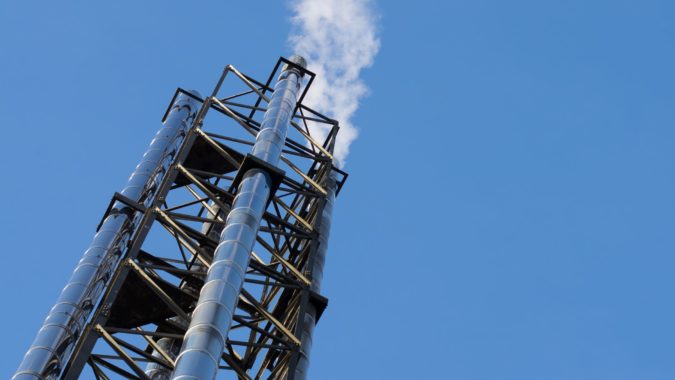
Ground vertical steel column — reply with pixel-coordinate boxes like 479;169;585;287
145;337;182;380
170;56;306;380
145;203;227;380
293;170;337;380
13;93;200;380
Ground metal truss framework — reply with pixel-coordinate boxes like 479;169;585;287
58;58;347;379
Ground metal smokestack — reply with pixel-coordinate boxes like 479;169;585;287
170;56;307;380
145;203;227;380
13;93;200;380
294;169;338;380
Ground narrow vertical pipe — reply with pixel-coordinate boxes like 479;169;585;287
145;203;227;380
145;338;182;380
293;170;337;380
170;56;306;380
13;92;200;380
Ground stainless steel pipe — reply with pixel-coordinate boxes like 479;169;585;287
170;56;306;380
145;337;183;380
145;203;226;380
293;170;337;380
13;92;200;380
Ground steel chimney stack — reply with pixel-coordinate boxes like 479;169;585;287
170;55;307;380
13;55;346;380
13;93;200;380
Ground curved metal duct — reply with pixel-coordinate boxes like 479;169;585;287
13;92;201;380
170;56;306;380
294;169;338;380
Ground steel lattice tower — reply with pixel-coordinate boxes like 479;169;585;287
14;56;347;380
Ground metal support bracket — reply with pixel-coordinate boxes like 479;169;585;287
96;192;148;232
308;291;329;322
229;153;286;200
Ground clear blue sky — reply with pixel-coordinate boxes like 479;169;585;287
2;1;675;379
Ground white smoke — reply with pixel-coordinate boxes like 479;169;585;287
288;0;380;166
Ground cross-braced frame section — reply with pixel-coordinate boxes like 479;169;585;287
61;57;347;380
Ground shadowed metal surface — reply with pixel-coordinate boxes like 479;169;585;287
145;203;226;380
170;56;306;380
13;93;200;380
145;337;182;380
293;170;337;380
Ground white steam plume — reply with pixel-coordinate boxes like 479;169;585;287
288;0;380;166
